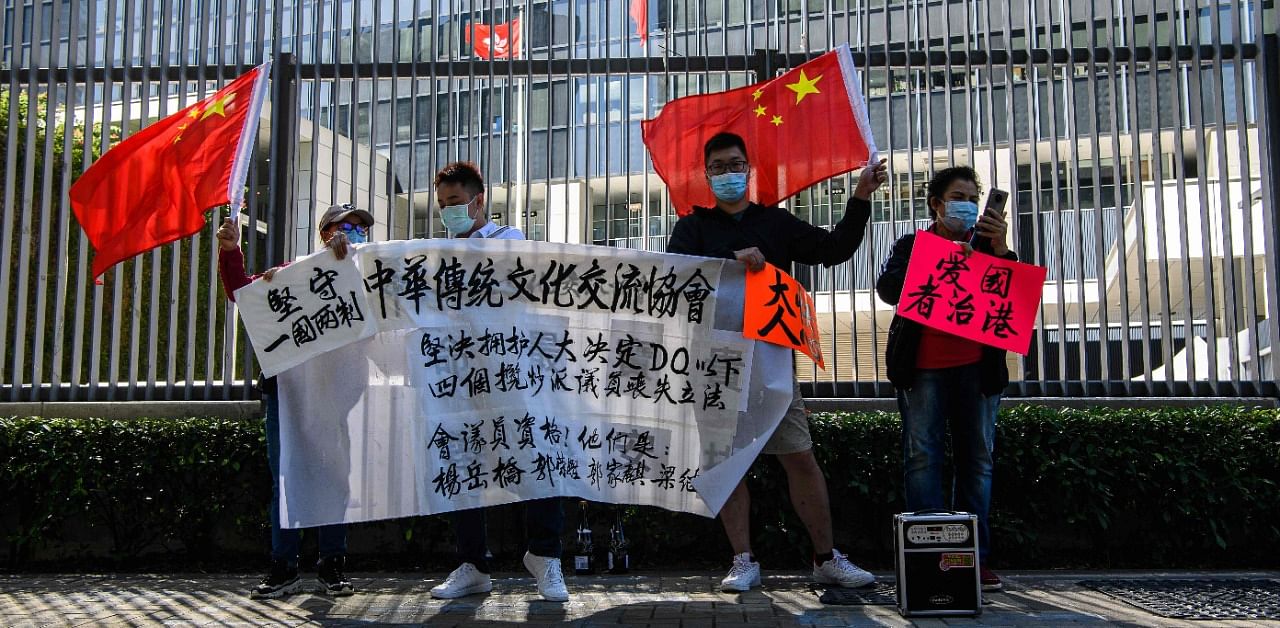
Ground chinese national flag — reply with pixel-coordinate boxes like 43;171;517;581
641;44;877;216
70;62;271;280
468;19;521;59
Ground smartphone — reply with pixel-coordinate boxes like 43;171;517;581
971;188;1009;245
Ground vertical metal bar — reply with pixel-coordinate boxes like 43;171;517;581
218;0;239;398
303;1;322;253
501;0;515;236
338;0;351;231
160;0;186;398
385;0;401;240
1258;34;1280;389
1084;0;1113;394
351;0;365;225
198;0;219;399
11;0;46;401
1121;0;1154;393
405;0;420;237
602;0;614;248
1144;1;1177;396
1184;0;1217;394
49;0;84;400
1057;0;1090;395
918;0;934;186
1040;0;1068;395
122;0;151;400
29;0;65;401
1109;0;1135;394
940;0;955;167
91;0;122;401
1022;0;1049;393
1229;0;1263;392
180;0;202;400
140;0;163;400
368;0;383;222
1002;0;1026;396
520;0;533;242
68;0;99;401
1170;0;1206;394
0;8;23;396
1207;0;1242;393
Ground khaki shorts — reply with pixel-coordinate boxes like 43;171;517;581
761;379;813;455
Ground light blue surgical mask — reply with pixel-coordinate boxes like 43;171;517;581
346;230;368;245
943;200;980;232
441;200;477;235
709;172;748;203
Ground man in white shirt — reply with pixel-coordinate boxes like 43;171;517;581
434;161;524;241
427;161;568;602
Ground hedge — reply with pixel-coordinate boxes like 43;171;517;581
2;405;1277;571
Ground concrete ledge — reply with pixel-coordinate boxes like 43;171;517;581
2;397;1274;419
806;396;1278;413
0;401;263;420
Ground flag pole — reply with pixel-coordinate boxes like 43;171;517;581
228;61;273;222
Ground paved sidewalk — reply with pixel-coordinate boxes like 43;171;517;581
2;571;1277;627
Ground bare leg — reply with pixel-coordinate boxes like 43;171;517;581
718;478;752;555
777;449;834;555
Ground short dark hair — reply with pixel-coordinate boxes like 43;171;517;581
926;166;982;218
703;132;748;165
434;161;485;196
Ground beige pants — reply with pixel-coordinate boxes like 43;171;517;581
761;379;814;455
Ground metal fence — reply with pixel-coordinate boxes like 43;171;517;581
2;0;1277;401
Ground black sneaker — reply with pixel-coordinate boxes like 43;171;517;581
317;555;355;596
251;560;304;599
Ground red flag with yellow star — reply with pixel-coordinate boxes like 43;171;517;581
70;62;271;279
641;45;877;216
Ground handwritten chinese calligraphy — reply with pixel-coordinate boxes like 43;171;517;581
895;230;1047;354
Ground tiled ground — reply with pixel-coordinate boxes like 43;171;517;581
2;571;1278;627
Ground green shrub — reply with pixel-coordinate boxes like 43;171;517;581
1;406;1276;570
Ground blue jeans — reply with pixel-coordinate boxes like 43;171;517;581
896;365;1000;562
450;498;564;573
265;393;348;567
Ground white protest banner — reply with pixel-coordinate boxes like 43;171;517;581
234;251;378;377
234;239;795;525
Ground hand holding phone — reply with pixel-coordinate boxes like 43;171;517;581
971;189;1009;248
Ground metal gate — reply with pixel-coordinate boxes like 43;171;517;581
2;0;1277;401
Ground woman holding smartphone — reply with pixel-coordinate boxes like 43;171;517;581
874;166;1014;593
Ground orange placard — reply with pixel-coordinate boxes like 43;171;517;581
743;263;824;369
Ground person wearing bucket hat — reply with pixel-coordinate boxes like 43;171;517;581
316;203;376;260
214;202;374;599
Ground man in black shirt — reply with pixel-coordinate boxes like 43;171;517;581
667;132;887;591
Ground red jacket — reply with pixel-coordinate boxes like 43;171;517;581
217;247;288;302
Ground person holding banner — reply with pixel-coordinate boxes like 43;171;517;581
426;161;571;603
667;132;887;592
874;166;1015;593
215;202;374;599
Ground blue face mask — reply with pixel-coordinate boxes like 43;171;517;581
346;230;368;245
441;199;477;235
709;172;748;203
943;200;980;232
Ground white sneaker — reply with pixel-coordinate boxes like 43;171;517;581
719;552;762;592
430;562;492;599
522;551;569;602
813;548;875;588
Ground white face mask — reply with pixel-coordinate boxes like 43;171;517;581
441;198;477;235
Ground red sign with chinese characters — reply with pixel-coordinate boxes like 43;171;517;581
897;230;1046;355
743;263;824;369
